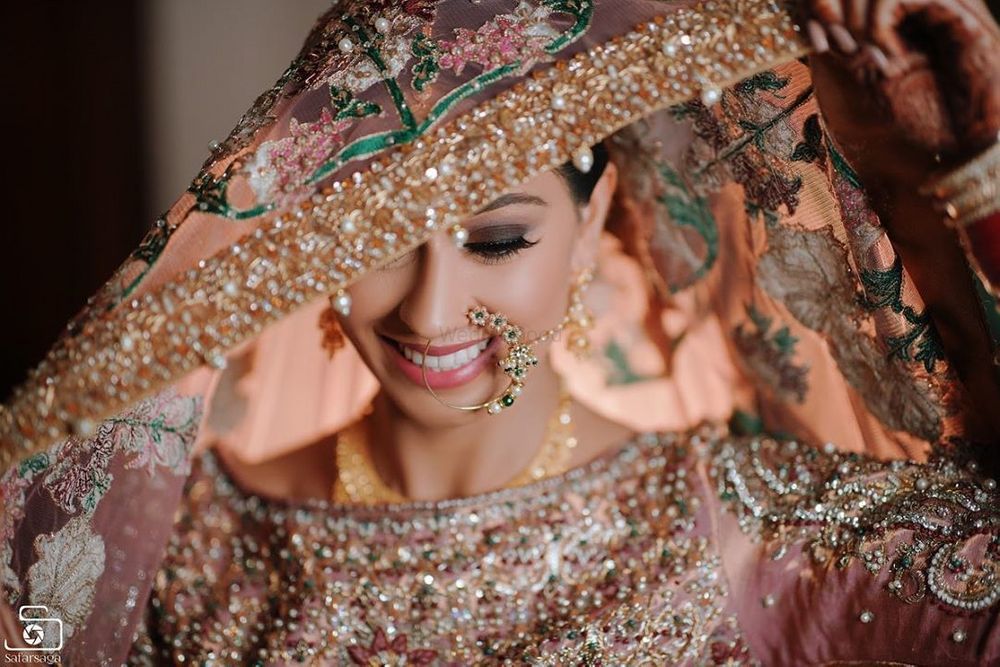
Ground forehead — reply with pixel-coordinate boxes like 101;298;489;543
473;170;573;214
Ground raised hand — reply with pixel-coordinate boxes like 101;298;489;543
804;0;1000;188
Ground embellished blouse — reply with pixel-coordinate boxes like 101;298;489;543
127;427;1000;665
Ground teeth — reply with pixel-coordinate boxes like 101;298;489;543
401;339;489;371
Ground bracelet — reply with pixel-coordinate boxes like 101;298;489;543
959;209;1000;290
919;138;1000;229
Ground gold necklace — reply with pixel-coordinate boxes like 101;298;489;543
332;385;576;504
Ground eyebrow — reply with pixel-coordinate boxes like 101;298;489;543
475;192;548;214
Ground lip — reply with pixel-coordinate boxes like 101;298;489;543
380;334;501;390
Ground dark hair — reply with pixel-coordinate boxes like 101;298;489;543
556;142;610;204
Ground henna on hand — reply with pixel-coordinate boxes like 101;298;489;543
805;0;1000;160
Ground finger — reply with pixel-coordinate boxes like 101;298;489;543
922;0;998;41
845;46;886;84
872;0;990;57
962;0;1000;37
829;23;860;53
807;19;832;52
845;0;871;35
870;0;913;57
870;0;993;62
808;0;846;25
862;43;893;77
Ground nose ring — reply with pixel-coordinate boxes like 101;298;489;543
419;306;537;414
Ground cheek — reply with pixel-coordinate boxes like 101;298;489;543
481;226;576;333
339;270;412;341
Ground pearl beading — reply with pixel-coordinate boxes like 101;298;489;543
0;0;805;471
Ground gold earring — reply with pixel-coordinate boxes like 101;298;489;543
319;296;346;357
564;267;595;359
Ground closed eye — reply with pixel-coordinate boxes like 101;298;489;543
463;236;539;265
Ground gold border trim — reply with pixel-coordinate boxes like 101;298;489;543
0;0;806;469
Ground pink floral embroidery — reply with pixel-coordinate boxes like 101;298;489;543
310;3;434;93
39;390;200;512
43;434;115;513
346;627;437;665
246;107;352;206
709;637;753;666
0;467;33;545
438;1;558;75
114;390;201;475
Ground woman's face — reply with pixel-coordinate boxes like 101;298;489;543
338;165;617;427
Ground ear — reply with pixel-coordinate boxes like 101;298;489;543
571;160;618;273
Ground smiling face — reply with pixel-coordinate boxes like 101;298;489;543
337;164;618;427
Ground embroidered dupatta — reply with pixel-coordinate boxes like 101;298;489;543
1;1;998;663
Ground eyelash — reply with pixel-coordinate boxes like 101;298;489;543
463;236;538;264
378;235;538;271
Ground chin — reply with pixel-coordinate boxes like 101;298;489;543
380;382;494;428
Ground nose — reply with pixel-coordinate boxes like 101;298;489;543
397;235;471;343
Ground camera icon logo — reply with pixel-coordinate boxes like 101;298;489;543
4;605;63;652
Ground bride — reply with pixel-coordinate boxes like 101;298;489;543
2;0;999;664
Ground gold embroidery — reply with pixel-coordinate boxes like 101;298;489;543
709;436;1000;612
0;0;806;471
27;515;105;643
135;430;754;664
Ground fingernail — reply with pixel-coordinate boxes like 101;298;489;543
807;20;830;53
864;45;891;75
829;24;858;54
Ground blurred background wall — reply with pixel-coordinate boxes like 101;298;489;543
1;1;328;401
143;0;329;218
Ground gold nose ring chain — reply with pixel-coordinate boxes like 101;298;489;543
419;268;593;415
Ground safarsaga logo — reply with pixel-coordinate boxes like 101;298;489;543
3;606;62;664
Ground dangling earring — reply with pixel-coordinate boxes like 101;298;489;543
564;267;595;359
319;292;348;357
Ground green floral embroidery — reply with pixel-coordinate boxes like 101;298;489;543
757;221;944;442
190;170;245;217
196;2;594;219
410;34;440;92
829;142;862;189
305;8;575;186
677;71;812;224
735;70;790;96
733;304;809;402
40;391;200;515
859;258;946;373
790;113;826;168
330;86;382;121
120;219;176;299
602;339;652;385
973;274;1000;345
17;452;50;479
541;0;594;53
656;163;718;289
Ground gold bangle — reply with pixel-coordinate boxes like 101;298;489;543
920;137;1000;229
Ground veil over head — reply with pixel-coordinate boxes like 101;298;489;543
1;0;994;662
